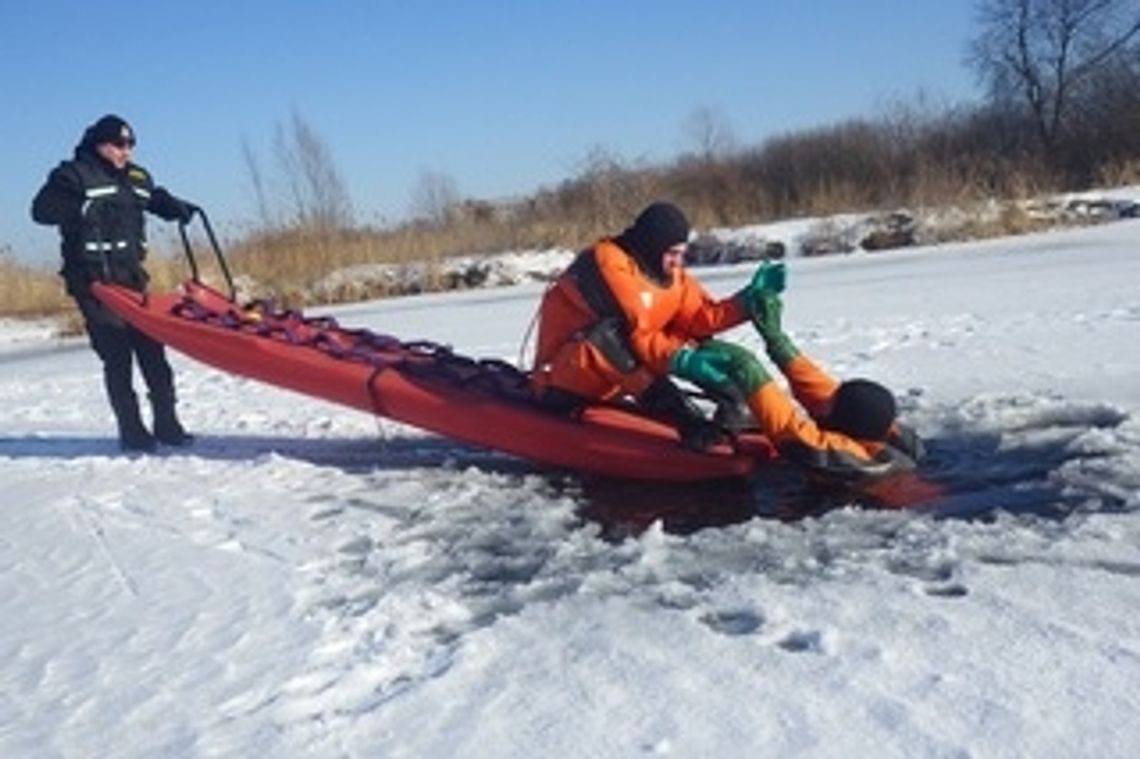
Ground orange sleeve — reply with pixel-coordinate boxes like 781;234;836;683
749;382;873;461
669;269;749;338
780;353;840;420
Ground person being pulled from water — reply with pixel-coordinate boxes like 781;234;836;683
31;114;198;452
530;200;922;478
722;265;924;478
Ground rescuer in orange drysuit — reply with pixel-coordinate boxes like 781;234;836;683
530;201;922;477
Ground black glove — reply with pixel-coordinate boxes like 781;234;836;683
152;188;198;223
678;417;726;452
173;198;199;224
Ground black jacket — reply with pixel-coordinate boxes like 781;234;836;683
31;144;186;294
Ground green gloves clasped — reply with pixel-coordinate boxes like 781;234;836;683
737;259;786;313
741;261;799;367
752;259;786;297
670;261;799;398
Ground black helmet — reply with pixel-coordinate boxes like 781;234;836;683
822;379;897;441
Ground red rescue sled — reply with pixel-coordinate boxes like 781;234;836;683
92;279;778;481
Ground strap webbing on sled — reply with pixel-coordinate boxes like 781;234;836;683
170;294;535;405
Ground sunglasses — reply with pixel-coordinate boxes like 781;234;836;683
109;137;136;149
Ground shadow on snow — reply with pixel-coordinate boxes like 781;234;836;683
1;401;1130;537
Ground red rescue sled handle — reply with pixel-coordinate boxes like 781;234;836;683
177;208;237;302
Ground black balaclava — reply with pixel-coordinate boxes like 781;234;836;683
821;379;897;441
614;202;690;284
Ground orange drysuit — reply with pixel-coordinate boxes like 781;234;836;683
531;239;748;401
531;239;920;478
750;351;919;476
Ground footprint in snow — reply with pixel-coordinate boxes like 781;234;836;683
700;609;765;637
777;629;826;654
924;583;969;598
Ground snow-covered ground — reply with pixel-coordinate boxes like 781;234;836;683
2;212;1140;757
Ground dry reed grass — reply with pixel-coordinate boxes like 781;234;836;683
0;256;70;318
1;171;1124;322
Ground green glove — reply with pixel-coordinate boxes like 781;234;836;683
751;290;780;337
737;260;787;317
701;339;772;395
669;345;733;390
752;260;786;296
750;293;799;367
672;340;773;396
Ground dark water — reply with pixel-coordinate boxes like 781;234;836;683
566;422;1132;538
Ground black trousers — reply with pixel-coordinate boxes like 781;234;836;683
74;292;176;410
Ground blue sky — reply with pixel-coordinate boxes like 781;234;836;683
2;1;978;263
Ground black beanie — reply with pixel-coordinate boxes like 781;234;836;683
822;379;897;441
615;202;690;281
81;114;134;148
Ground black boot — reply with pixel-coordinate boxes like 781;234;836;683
639;377;724;452
112;394;156;453
712;393;756;433
150;391;194;446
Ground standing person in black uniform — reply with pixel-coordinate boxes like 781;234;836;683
32;114;198;452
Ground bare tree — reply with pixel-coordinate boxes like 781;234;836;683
681;105;738;160
241;137;274;229
572;146;653;231
409;169;461;225
272;110;355;229
969;0;1140;157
